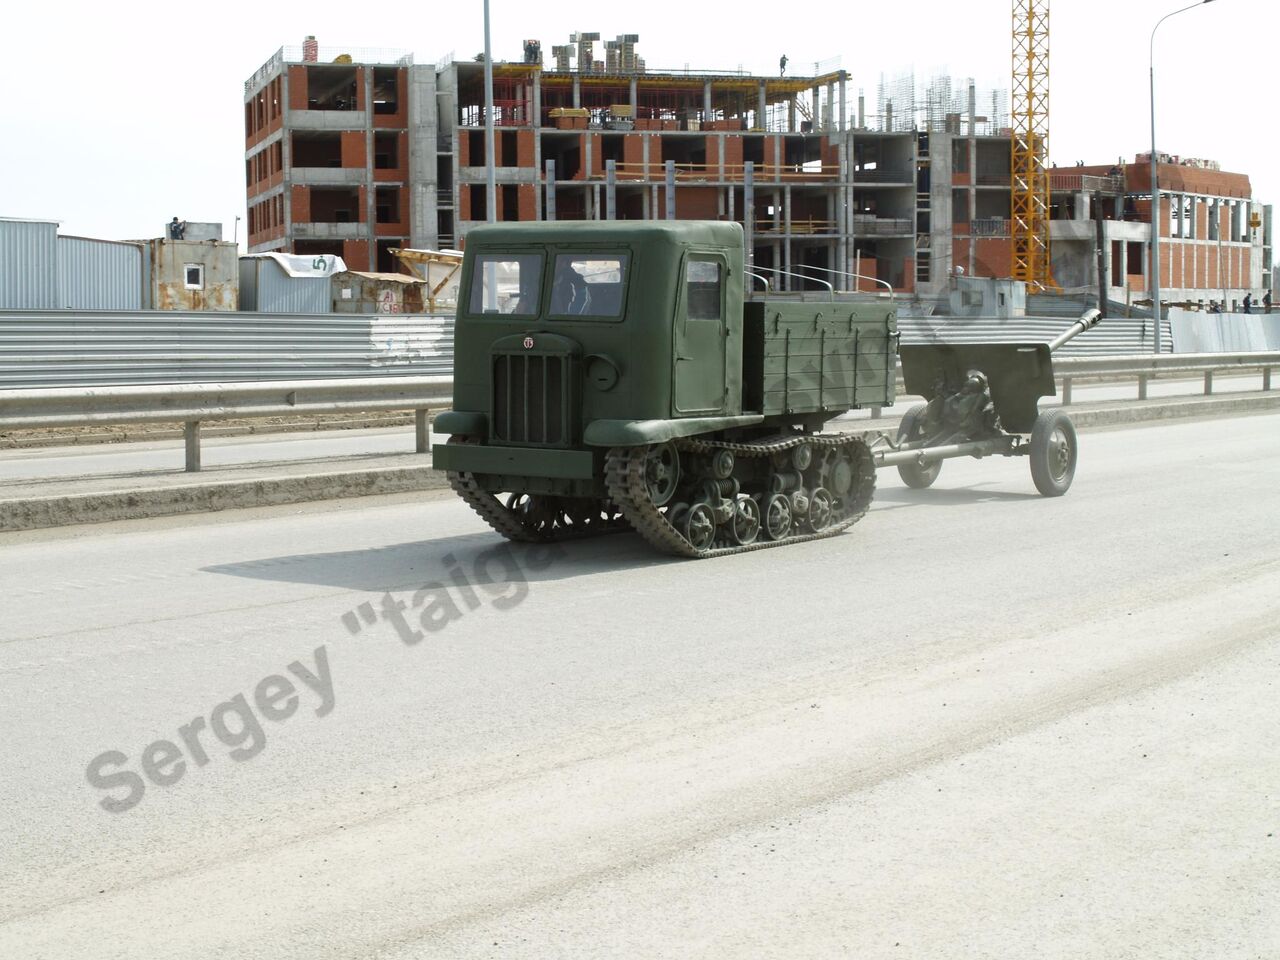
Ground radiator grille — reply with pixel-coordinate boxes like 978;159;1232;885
492;352;573;445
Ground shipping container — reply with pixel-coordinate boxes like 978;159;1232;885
331;271;428;314
57;236;148;310
240;253;345;314
0;218;58;309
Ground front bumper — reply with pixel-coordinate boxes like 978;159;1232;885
432;442;596;479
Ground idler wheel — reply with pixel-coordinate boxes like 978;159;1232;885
643;441;681;506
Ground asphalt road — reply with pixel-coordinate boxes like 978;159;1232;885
2;413;1277;958
0;373;1267;481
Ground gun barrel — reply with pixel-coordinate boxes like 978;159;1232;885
1047;309;1102;353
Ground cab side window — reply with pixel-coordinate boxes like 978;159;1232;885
686;260;722;321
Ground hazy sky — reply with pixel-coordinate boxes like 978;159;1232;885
1;0;1264;246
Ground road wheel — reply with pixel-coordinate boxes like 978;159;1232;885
896;404;942;489
1029;409;1077;497
762;493;793;541
730;496;761;545
682;503;717;552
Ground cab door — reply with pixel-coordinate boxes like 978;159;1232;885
672;254;727;415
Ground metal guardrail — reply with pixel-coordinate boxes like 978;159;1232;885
0;376;452;472
1;353;1274;475
1054;352;1279;404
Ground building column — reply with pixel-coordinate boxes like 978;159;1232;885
968;138;977;276
665;160;676;219
704;80;713;123
758;81;767;131
573;76;581;109
744;161;755;269
544;159;556;221
532;73;543;220
364;65;376;262
605;160;616;219
778;188;787;289
838;74;847;132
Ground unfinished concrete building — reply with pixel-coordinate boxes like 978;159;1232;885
244;38;438;273
244;37;1271;308
1047;156;1270;310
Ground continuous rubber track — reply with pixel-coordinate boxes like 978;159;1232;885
605;434;876;559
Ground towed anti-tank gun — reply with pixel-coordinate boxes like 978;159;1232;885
878;309;1101;495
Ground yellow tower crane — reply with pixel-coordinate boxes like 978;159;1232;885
1011;0;1055;290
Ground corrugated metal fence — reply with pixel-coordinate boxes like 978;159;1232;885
0;308;1210;390
0;312;453;388
897;313;1169;357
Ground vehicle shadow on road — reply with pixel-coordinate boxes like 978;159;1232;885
201;530;678;591
874;484;1042;508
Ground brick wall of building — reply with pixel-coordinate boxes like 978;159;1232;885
341;132;365;168
291;185;311;223
288;66;308;111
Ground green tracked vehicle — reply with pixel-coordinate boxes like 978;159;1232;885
433;220;1095;557
432;220;895;557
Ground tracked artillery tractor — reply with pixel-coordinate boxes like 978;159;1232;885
433;221;1097;558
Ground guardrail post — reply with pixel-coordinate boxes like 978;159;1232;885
870;405;883;420
415;409;430;454
1062;377;1073;405
184;421;201;472
1264;366;1272;392
1203;371;1214;396
1138;374;1148;401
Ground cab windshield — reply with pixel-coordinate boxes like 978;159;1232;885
547;254;629;318
468;253;543;316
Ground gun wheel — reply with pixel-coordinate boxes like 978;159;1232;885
895;404;942;489
1029;409;1077;497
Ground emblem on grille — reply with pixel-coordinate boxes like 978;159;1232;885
522;337;535;350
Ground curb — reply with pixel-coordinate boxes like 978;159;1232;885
2;392;1276;533
0;465;451;532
